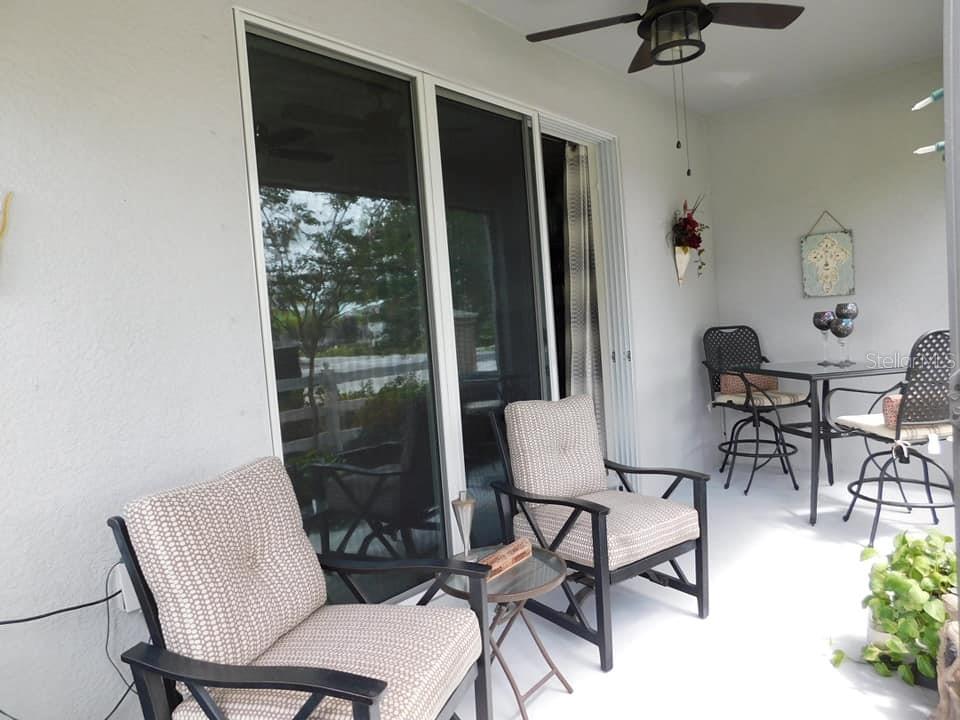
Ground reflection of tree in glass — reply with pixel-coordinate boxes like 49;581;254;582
260;186;427;450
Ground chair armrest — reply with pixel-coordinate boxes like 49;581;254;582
122;642;386;705
604;460;709;483
318;556;491;579
823;382;903;434
604;461;709;506
489;481;610;515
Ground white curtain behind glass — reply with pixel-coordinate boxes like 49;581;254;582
564;143;606;446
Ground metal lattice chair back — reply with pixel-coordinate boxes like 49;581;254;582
899;329;952;426
702;325;765;394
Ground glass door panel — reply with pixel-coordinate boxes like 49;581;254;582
436;94;547;546
247;34;444;601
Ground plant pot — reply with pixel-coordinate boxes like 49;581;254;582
674;246;692;285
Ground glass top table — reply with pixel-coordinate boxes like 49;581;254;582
440;544;567;604
739;360;907;525
440;544;572;720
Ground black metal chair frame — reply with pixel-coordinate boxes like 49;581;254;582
107;517;492;720
702;326;810;494
488;413;709;673
824;329;955;547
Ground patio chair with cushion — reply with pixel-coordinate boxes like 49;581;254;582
489;395;709;672
825;329;954;547
107;456;492;720
702;325;809;494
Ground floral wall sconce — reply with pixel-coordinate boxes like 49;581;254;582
672;195;708;285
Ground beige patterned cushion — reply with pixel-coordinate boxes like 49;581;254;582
719;372;778;394
172;604;481;720
513;489;700;570
505;395;607;498
124;457;327;667
714;390;807;407
836;413;953;442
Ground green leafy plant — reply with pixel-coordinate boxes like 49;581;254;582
861;531;956;685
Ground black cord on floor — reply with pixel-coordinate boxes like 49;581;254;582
0;590;120;625
0;708;23;720
100;683;135;720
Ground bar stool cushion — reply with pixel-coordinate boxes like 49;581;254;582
513;489;700;570
171;604;482;720
714;390;808;407
836;413;953;441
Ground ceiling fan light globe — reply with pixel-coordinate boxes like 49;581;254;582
650;8;705;65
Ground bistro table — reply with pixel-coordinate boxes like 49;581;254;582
741;361;906;525
440;544;573;720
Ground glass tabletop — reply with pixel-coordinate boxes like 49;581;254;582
740;360;907;381
440;545;567;603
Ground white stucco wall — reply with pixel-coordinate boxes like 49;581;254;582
706;59;947;477
0;2;718;717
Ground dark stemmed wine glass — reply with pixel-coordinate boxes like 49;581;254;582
830;317;855;366
813;311;836;366
835;302;859;320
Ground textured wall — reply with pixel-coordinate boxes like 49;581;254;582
0;2;717;717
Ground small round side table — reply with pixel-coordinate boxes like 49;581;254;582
440;545;573;720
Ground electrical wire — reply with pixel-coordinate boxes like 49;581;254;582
0;563;137;719
0;591;120;625
100;683;135;720
103;563;137;694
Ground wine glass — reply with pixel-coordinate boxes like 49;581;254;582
830;317;855;366
835;302;859;320
812;311;836;366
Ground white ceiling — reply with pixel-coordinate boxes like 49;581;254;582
458;0;944;113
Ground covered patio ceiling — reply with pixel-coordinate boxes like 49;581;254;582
458;0;943;113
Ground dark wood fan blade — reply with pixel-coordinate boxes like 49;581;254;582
707;3;804;29
627;42;654;73
526;12;643;42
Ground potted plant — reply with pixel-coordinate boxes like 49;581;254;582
860;531;957;687
671;195;708;284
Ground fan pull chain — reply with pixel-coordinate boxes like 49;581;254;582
680;62;691;176
672;64;682;150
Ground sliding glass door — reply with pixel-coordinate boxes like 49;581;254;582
241;25;557;596
436;93;548;547
246;34;445;601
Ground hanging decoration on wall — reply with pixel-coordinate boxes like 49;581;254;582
0;191;12;245
672;195;708;285
800;210;854;298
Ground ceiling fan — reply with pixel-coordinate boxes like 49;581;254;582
527;0;805;73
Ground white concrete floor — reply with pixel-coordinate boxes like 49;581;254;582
453;456;955;720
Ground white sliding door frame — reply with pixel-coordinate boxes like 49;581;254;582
539;115;638;465
233;9;467;554
427;79;561;404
